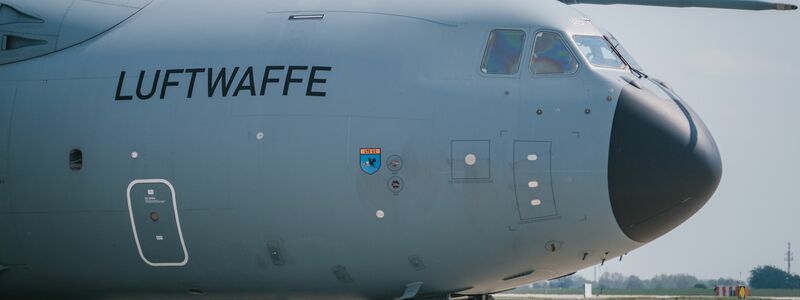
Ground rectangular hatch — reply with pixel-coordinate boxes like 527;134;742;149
513;141;558;221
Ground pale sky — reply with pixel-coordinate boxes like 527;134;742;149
572;3;800;281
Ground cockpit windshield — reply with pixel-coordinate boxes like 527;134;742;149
572;33;646;77
572;35;625;69
604;33;643;71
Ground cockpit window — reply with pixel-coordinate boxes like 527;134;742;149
604;33;644;71
530;31;579;75
573;35;626;69
481;29;525;75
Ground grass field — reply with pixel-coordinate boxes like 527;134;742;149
501;288;800;298
496;297;798;300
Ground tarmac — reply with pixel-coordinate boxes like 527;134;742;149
496;294;800;300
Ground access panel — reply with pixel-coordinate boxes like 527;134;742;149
451;140;490;180
0;87;13;210
126;179;188;266
0;87;22;265
513;141;557;221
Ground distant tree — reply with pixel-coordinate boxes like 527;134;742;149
650;274;701;289
704;277;744;289
516;271;800;294
693;283;708;289
712;278;744;286
549;275;574;289
626;275;646;290
599;272;627;289
568;275;591;289
749;265;800;289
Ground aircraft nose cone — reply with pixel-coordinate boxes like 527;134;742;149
608;84;722;243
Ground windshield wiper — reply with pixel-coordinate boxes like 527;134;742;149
603;35;648;79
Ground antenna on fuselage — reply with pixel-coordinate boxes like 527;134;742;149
558;0;798;11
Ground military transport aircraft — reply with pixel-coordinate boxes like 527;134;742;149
0;0;795;299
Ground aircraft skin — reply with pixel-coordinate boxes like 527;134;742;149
0;0;743;298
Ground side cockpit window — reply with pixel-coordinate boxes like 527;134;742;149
481;29;526;75
531;31;579;75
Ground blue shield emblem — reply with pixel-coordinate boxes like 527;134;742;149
359;148;381;175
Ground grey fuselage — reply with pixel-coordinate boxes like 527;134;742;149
0;0;722;299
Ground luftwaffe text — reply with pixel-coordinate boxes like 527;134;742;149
115;65;333;101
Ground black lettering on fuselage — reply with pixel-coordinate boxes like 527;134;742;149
115;71;133;101
283;66;308;96
261;66;285;96
233;66;256;97
208;67;240;97
115;65;333;101
160;69;184;99
307;66;332;97
185;68;205;98
136;70;161;100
